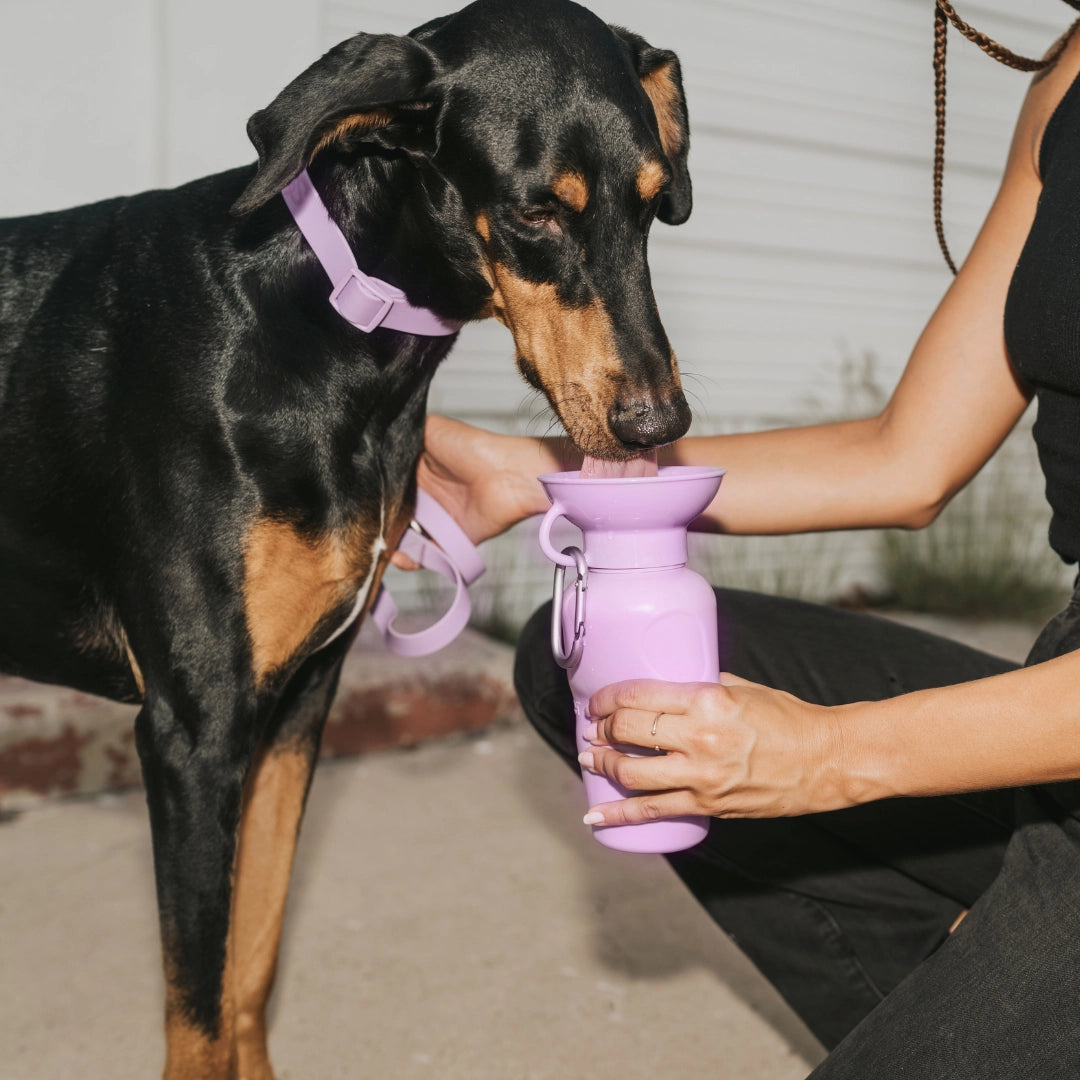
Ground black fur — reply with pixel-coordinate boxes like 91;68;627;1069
0;0;691;1064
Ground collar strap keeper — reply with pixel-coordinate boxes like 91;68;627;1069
281;169;463;337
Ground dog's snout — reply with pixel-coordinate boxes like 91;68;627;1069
608;393;691;449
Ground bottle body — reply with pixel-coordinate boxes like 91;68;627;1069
562;564;718;853
539;464;725;854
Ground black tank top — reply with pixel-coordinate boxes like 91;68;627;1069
1005;70;1080;565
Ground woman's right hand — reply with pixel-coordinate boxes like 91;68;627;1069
392;416;571;567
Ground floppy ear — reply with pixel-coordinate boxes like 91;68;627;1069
612;28;692;225
232;33;439;215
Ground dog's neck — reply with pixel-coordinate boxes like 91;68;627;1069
304;152;492;326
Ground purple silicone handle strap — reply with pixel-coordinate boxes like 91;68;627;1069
370;491;485;656
539;502;577;567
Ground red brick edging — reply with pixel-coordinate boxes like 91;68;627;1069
0;627;522;811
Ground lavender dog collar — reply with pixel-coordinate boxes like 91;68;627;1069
281;170;463;337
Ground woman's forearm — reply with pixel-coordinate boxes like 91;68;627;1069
836;650;1080;804
581;648;1080;826
658;416;942;536
523;412;938;535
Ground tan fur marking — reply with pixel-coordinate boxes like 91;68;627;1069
312;108;396;157
162;950;235;1080
72;609;145;701
123;634;146;698
475;229;682;458
487;265;624;453
163;1015;233;1080
637;159;667;203
472;214;498;317
244;516;379;681
641;63;684;161
552;170;589;213
229;743;315;1079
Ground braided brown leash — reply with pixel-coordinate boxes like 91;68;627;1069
933;1;1080;274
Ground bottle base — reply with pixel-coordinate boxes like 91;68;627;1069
590;818;709;854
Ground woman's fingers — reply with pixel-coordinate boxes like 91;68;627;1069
578;743;691;793
586;706;689;754
582;790;701;828
588;680;735;754
589;678;703;721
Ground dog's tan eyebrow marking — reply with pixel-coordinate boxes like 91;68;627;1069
640;62;685;162
637;159;668;203
311;109;396;158
551;170;589;213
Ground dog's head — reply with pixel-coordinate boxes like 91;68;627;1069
234;0;693;460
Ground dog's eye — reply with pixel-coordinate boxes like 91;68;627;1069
519;207;557;227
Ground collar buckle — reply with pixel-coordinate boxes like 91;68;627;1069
329;269;401;333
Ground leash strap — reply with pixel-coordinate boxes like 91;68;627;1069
370;491;486;656
281;170;463;337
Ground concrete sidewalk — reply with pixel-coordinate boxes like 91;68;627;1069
0;613;1037;1080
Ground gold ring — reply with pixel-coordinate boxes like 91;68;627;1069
651;712;663;738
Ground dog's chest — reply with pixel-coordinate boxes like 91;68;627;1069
241;496;407;681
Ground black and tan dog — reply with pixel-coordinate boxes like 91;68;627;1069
0;1;692;1075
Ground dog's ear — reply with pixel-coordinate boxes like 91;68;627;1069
612;28;692;226
232;33;440;215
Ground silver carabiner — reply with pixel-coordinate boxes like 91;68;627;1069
551;546;588;670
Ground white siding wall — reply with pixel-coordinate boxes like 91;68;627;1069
2;0;1074;610
0;0;321;214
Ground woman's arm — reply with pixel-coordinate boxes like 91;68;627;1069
576;44;1080;825
579;647;1080;824
664;45;1080;535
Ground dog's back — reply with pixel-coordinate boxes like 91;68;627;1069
0;169;267;697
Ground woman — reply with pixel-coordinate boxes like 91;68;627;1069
401;14;1080;1078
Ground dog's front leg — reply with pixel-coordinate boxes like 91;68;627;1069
134;686;259;1080
229;633;354;1079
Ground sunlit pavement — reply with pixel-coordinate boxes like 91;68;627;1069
0;613;1035;1080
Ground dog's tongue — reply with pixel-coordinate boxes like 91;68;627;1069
579;451;659;479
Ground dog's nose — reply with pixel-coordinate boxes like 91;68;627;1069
608;393;691;449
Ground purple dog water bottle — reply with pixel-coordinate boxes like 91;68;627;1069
538;465;725;854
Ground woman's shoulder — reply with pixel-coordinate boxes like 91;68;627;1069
1024;27;1080;179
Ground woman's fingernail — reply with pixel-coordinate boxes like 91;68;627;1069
583;811;605;826
584;721;598;741
578;751;594;769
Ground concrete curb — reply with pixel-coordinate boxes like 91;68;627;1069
0;625;522;812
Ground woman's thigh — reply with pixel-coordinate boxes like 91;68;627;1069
811;791;1080;1079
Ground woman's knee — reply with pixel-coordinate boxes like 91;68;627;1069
513;601;576;760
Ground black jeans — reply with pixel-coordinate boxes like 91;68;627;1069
513;588;1080;1078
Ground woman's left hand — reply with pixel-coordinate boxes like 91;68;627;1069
580;675;854;825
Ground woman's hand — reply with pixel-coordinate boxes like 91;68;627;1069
391;415;572;569
579;675;853;824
